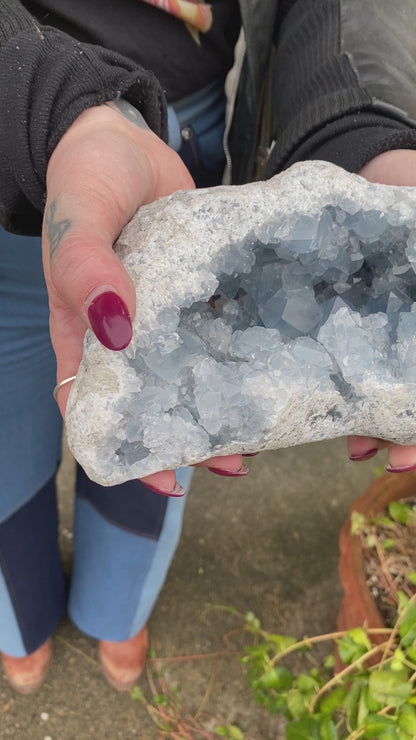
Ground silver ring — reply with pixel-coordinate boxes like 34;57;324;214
53;375;77;401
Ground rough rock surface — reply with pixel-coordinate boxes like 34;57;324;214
65;161;416;485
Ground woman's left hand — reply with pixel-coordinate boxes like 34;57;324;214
348;149;416;472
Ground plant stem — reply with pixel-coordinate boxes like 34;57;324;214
268;628;391;668
308;642;389;712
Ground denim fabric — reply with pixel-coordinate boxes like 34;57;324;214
69;468;192;641
0;476;66;656
0;228;194;653
0;80;223;653
169;80;226;187
0;228;62;517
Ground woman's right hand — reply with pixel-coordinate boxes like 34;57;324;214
43;102;247;494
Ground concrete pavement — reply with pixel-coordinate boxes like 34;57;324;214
0;436;381;739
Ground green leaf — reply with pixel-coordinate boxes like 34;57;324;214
398;704;416;734
351;511;368;536
286;689;309;720
398;603;416;647
245;611;261;632
320;717;338;740
372;515;396;528
388;501;416;525
323;654;335;669
319;686;347;715
130;685;145;702
297;674;317;693
343;678;364;730
382;538;394;549
216;728;228;738
349;627;372;649
286;717;322;740
391;648;406;671
397;592;410;612
154;693;169;706
357;686;370;729
255;666;293;690
404;644;416;664
337;628;371;664
268;634;298;652
363;713;398;738
366;691;382;713
366;533;377;548
407;571;416;585
216;725;244;739
369;669;412;707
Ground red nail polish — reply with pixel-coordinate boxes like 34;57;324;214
386;463;416;474
143;482;186;497
87;291;132;350
349;448;378;462
207;465;249;477
242;452;259;457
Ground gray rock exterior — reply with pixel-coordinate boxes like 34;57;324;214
65;161;416;484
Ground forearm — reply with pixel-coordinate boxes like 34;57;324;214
266;0;416;175
0;0;168;234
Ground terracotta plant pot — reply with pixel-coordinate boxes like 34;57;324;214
337;470;416;638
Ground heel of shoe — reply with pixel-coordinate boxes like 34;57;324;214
99;626;148;691
2;639;52;694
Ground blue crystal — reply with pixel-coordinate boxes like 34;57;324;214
65;163;416;484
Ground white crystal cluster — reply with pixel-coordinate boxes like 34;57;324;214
65;162;416;485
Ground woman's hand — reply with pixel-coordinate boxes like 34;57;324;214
43;103;246;495
349;149;416;472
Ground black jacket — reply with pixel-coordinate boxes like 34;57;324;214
1;0;416;233
231;0;416;183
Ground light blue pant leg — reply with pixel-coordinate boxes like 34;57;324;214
0;225;194;645
0;226;64;655
0;228;63;509
68;467;193;641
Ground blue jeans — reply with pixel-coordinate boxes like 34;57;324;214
0;83;225;656
0;228;193;655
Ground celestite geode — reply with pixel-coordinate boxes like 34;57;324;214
65;162;416;484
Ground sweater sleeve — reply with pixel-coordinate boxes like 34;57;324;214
266;0;416;177
0;0;168;235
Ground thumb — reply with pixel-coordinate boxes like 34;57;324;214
43;197;137;413
42;104;194;413
43;197;136;351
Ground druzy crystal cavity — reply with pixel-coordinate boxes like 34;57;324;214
65;162;416;484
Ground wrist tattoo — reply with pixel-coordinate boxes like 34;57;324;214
104;99;150;130
45;200;71;259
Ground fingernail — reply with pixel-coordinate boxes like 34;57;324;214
143;481;186;497
242;452;259;457
349;448;378;462
87;291;132;350
386;463;416;474
207;465;249;477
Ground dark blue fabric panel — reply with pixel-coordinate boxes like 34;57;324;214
76;465;168;540
0;475;67;654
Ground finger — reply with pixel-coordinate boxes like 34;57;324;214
139;452;250;499
44;210;136;346
195;453;249;477
359;149;416;186
385;444;416;473
347;435;387;461
140;470;185;497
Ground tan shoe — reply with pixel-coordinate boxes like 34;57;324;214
99;626;148;691
1;638;52;694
